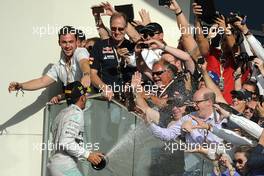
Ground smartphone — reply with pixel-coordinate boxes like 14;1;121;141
195;0;216;24
115;4;134;22
159;0;171;6
92;6;104;14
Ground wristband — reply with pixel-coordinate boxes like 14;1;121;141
175;10;183;16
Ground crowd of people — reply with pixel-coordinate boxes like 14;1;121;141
8;0;264;175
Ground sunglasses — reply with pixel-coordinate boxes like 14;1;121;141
111;27;125;32
233;159;243;164
142;31;160;39
152;70;166;76
86;46;93;53
245;106;254;113
232;96;244;101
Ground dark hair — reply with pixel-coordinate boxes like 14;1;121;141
110;12;128;27
76;29;86;42
234;145;252;159
58;26;77;39
242;80;259;95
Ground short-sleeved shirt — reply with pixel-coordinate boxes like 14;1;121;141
90;38;136;87
46;48;89;86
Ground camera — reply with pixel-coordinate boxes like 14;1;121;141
226;12;245;24
92;6;104;14
235;52;255;62
138;43;149;49
159;0;171;6
197;57;205;65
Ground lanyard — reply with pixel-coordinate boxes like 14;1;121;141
65;60;73;84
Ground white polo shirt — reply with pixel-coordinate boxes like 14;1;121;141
47;48;89;86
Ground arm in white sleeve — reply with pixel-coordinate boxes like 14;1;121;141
149;122;182;141
229;114;263;139
240;35;254;56
59;118;90;160
246;35;264;61
256;74;264;95
211;126;254;146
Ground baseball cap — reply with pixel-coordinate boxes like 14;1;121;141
231;89;252;101
65;81;87;105
141;22;163;33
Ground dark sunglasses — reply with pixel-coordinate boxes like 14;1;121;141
232;96;244;101
142;31;160;39
111;27;125;32
86;46;93;52
152;70;166;76
233;159;243;164
245;106;254;113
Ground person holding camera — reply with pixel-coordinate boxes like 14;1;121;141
90;3;139;101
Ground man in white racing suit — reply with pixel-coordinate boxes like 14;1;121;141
47;81;103;176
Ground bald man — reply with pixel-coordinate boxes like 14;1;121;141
147;87;224;173
148;87;223;144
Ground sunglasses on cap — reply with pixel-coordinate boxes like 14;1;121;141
233;159;243;164
142;31;160;39
111;27;125;32
152;70;167;76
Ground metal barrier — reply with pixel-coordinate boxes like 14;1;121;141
41;97;213;176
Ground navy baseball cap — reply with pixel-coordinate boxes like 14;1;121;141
65;81;87;105
141;22;163;33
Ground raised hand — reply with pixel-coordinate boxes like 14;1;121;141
100;1;116;16
138;9;151;25
253;58;264;75
131;71;142;92
214;15;226;30
233;15;249;34
192;3;203;17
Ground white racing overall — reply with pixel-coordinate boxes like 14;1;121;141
47;104;90;176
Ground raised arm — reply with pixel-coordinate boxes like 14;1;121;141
192;3;210;58
100;2;141;43
91;6;110;40
167;0;201;60
145;39;195;73
200;61;227;103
